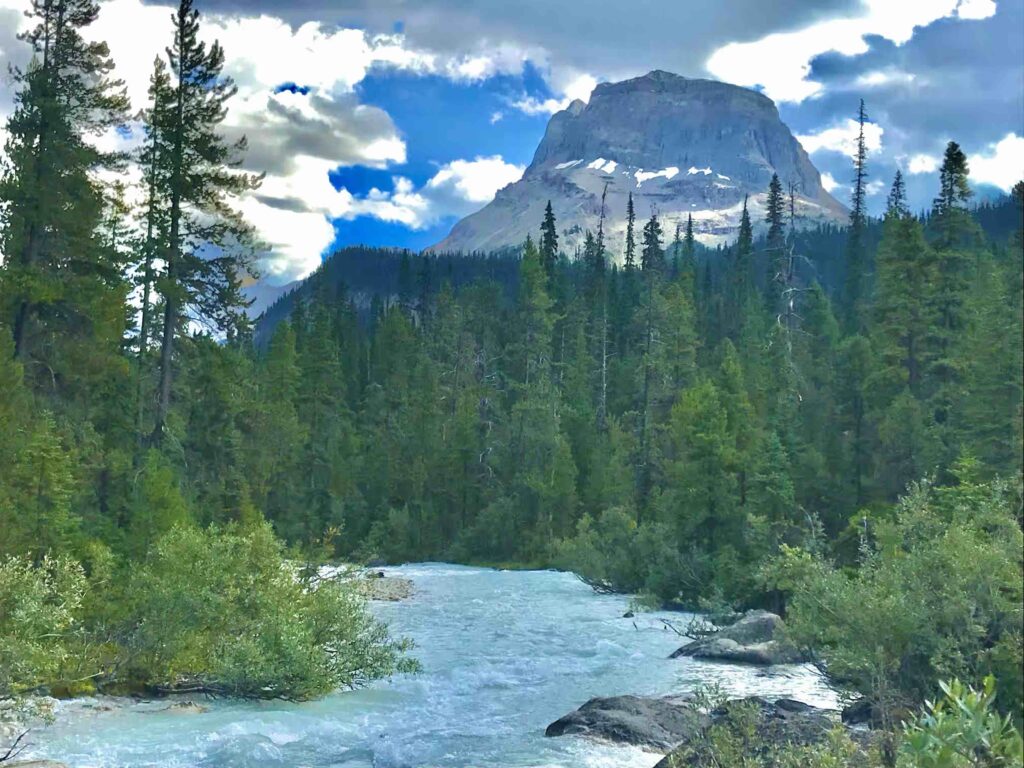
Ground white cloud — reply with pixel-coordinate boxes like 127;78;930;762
957;0;997;20
854;69;917;89
866;179;886;196
706;0;989;103
821;172;842;193
490;111;504;124
0;0;543;284
969;133;1024;191
797;118;884;157
514;72;597;115
907;153;940;174
426;155;525;204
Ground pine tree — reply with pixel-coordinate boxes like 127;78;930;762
886;169;908;218
539;200;559;282
636;212;664;517
765;173;786;246
135;57;175;439
0;0;130;386
765;173;787;314
624;192;637;271
152;0;262;442
933;141;973;248
842;99;870;331
727;196;754;338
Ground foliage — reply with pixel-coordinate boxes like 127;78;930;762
114;522;417;700
0;556;86;697
777;476;1023;721
899;677;1023;767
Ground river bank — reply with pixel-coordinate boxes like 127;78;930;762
9;564;841;768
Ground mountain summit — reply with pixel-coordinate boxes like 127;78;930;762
433;70;846;255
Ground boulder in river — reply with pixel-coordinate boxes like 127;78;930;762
670;610;807;665
544;695;710;750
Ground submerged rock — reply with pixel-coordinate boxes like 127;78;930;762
353;574;413;602
544;695;710;750
670;610;807;665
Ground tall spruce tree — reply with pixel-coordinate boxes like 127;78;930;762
152;0;262;442
539;200;558;282
0;0;130;388
624;192;637;271
842;98;870;331
886;169;908;218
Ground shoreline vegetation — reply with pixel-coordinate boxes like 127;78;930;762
0;0;1021;765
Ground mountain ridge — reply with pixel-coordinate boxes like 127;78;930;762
432;70;847;255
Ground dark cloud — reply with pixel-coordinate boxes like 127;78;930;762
226;92;401;181
780;0;1024;214
188;0;861;82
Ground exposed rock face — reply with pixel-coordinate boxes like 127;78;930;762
670;610;807;665
544;695;710;750
434;70;846;256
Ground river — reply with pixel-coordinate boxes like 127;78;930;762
22;564;838;767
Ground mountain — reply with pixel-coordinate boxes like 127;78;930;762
432;70;847;255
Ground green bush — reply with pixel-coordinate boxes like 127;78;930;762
114;522;417;700
774;476;1023;722
0;556;86;696
899;677;1023;767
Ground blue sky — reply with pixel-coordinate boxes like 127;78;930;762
0;0;1020;286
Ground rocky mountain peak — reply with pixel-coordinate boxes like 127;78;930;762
433;70;846;256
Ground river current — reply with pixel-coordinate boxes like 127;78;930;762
24;564;838;768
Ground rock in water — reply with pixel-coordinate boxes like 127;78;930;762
433;70;845;255
544;695;710;750
670;609;807;665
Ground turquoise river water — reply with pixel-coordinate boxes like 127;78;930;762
22;563;839;768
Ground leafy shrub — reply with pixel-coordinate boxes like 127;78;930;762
899;677;1023;767
115;522;417;700
775;477;1023;721
0;556;85;696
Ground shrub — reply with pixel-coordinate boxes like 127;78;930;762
115;522;417;700
776;477;1023;721
0;556;86;697
899;677;1023;767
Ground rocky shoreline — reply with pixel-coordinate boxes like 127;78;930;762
545;609;868;763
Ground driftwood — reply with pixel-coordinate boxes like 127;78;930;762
575;573;616;594
0;729;29;764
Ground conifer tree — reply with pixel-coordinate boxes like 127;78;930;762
152;0;262;442
886;169;908;218
0;0;130;385
765;173;787;314
765;173;786;246
842;99;870;331
539;200;559;282
727;196;754;337
135;57;175;438
624;192;637;271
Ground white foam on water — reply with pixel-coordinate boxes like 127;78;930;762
24;564;840;768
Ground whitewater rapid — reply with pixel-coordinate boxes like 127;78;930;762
22;564;838;767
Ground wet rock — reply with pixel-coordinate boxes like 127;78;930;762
545;695;710;750
623;611;635;619
353;575;413;602
164;701;208;715
670;610;807;665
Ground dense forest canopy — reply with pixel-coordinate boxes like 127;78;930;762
0;0;1021;763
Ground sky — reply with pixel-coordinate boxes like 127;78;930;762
0;0;1021;288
